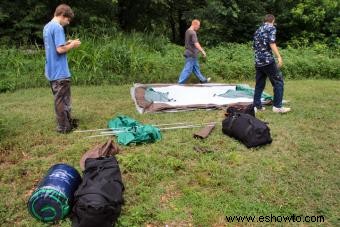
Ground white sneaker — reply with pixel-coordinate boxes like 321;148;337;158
254;106;266;113
272;106;291;113
207;77;211;82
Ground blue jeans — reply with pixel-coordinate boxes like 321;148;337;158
178;57;207;84
253;62;284;108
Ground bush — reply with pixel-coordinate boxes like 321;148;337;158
1;32;339;93
0;80;15;93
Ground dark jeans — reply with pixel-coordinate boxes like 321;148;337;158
50;79;72;132
253;62;284;108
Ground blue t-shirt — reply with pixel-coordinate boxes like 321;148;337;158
253;23;276;67
43;20;70;81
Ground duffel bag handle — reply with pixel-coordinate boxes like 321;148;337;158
227;114;239;131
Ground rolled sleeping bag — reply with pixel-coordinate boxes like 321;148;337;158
27;164;81;223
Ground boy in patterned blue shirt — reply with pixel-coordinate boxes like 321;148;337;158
253;14;291;113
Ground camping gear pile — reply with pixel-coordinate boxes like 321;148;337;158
28;100;275;225
77;115;161;144
27;140;124;226
78;115;216;143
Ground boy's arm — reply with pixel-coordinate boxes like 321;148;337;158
194;42;206;57
56;39;81;54
270;43;282;68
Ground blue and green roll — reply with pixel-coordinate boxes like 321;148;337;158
27;164;81;223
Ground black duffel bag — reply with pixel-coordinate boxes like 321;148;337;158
72;157;124;227
222;113;272;148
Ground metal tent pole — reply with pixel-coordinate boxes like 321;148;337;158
76;121;216;133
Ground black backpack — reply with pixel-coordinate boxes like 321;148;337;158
222;113;272;148
225;104;255;117
72;157;124;227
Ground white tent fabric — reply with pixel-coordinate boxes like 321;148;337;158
151;84;260;106
131;83;271;114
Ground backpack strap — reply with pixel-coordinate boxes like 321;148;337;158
227;114;238;131
241;120;253;141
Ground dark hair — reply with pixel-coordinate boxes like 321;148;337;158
54;4;74;19
264;14;275;23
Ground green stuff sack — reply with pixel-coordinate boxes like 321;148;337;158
107;115;161;145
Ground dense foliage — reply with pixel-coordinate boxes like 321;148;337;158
0;32;339;93
0;0;339;46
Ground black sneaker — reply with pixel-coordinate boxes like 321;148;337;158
200;77;211;84
56;128;72;134
71;118;79;130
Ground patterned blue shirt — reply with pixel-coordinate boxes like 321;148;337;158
253;23;276;67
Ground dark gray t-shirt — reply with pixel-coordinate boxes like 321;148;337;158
184;29;199;58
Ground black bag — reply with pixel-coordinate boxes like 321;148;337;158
72;157;124;227
222;113;272;148
225;104;255;117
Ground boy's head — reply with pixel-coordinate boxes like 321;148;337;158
191;19;201;31
264;14;275;24
54;4;74;26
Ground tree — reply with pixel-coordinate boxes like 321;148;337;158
0;0;338;46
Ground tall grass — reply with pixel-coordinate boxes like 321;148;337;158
1;32;339;92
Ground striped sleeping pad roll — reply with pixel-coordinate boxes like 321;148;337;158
27;164;81;222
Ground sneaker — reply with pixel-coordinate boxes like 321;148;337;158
71;118;79;130
200;77;211;84
56;128;72;134
254;106;266;113
272;106;291;113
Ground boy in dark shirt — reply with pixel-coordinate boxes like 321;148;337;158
253;14;291;113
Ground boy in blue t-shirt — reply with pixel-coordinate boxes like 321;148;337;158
43;4;81;133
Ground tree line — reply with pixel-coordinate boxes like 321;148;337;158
0;0;339;47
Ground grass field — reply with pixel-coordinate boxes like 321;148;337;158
0;80;339;226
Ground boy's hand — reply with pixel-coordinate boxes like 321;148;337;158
71;39;81;48
202;50;207;58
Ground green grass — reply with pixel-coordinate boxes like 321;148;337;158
0;80;339;226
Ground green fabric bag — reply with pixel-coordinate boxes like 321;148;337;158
108;115;140;129
107;115;161;145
